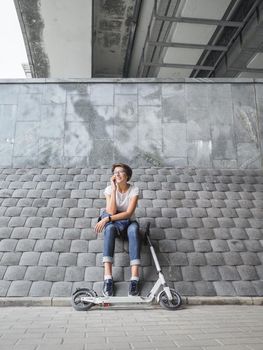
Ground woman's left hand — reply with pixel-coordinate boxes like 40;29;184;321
95;217;109;234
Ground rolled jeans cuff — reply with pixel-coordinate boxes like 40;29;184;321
130;259;140;266
103;256;113;264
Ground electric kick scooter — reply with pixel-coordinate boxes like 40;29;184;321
71;223;182;311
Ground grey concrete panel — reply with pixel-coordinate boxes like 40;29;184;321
0;142;13;167
208;84;232;101
212;126;236;160
138;106;162;160
13;122;39;157
115;122;138;163
89;139;114;166
39;138;63;167
186;84;208;109
0;105;17;139
188;141;212;167
40;104;65;138
138;84;161;106
163;123;187;157
162;84;186;123
17;94;42;121
237;143;261;169
64;122;92;157
114;83;137;94
89;84;114;105
115;94;137;122
187;108;211;141
42;84;67;104
0;84;19;104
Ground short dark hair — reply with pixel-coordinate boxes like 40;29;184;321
112;163;133;181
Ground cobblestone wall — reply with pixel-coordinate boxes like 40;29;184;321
0;79;262;169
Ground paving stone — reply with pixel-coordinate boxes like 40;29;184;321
181;266;201;281
256;265;263;279
15;239;36;252
200;265;221;281
28;227;47;239
169;252;188;266
211;239;229;252
233;281;257;296
38;252;59;266
202;218;219;228
205;252;225;265
0;239;18;251
217;217;235;228
249;218;263;229
176;239;194;253
213;281;236;296
239;200;253;209
45;266;66;281
193;240;212;252
50;282;73;297
187;252;206;266
230;227;248;239
233;217;250;228
187;218;203;228
212;191;227;200
24;266;46;281
77;253;96;267
221;208;237;218
58;253;77;266
219;266;241;280
155;217;171;228
0;266;7;279
223;252;243;266
214;228;231;239
146;208;161;218
244;240;262;252
158;240;176;253
228;239;246;252
211;199;226;208
70;240;89;253
8;216;27;227
7;280;32;297
194;281;217;296
199;230;216;250
181;228;198;239
64;228;82;240
0;280;11;296
25;217;43;228
20;207;38;217
29;281;52;297
196;199;211;208
58;218;75;228
5;207;22;216
19;252;40;266
64;266;85;282
171;191;185;200
176;208;192;218
225;199;240;208
84;267;104;282
237;265;258;281
173;281;196;296
34;240;53;252
4;266;27;280
241;252;261;266
2;198;19;206
164;228;181;239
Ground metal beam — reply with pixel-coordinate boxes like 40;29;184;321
229;67;263;73
154;15;243;27
147;41;228;51
144;62;214;71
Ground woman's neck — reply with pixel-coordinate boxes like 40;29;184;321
117;182;129;193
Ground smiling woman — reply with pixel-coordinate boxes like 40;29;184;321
0;0;29;78
95;163;141;297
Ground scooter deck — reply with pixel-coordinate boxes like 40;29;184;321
81;295;154;305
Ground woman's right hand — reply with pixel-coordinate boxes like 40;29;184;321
111;175;117;191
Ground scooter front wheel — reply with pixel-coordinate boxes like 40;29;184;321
159;288;182;310
71;288;96;311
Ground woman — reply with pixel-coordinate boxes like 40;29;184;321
95;163;140;297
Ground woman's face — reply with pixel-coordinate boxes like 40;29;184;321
113;167;127;184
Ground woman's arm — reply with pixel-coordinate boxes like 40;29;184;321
105;176;117;215
95;195;138;234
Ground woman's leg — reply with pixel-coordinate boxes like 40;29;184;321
102;223;117;296
103;223;117;272
127;222;140;277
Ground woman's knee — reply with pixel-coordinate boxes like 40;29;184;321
104;224;117;238
127;222;139;239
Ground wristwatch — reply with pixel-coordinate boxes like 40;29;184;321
108;215;112;222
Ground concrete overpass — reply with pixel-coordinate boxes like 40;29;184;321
14;0;263;78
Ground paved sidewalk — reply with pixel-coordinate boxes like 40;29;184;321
0;305;263;350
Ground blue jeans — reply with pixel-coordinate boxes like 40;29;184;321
101;212;140;266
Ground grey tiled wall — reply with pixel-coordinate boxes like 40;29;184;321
0;80;262;169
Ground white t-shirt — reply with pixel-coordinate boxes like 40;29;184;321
104;184;139;218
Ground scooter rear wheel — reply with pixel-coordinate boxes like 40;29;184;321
159;288;182;310
71;288;96;311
